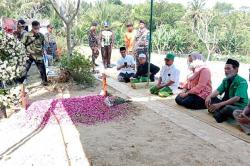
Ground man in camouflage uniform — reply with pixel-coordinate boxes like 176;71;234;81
88;22;99;68
99;21;114;68
134;20;150;67
21;21;48;86
45;24;57;60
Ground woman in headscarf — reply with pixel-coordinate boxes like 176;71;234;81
175;52;212;109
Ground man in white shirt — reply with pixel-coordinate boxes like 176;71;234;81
150;53;180;97
117;47;136;83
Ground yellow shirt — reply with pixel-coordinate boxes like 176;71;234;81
125;30;136;52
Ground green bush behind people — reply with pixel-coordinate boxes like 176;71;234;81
60;51;95;86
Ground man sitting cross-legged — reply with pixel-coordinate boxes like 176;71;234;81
133;53;160;82
205;59;248;123
150;53;180;97
117;47;136;83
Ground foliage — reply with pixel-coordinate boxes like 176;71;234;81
0;31;28;81
49;0;81;57
0;86;22;108
60;51;95;86
0;0;51;19
210;54;250;64
213;2;234;13
1;0;250;61
0;31;28;108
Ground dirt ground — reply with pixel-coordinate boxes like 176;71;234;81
16;66;246;166
78;104;247;166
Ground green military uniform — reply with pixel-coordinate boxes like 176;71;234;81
22;31;45;60
20;31;48;84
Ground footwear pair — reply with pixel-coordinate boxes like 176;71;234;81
41;81;49;86
104;65;113;68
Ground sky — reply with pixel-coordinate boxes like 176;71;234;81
84;0;250;9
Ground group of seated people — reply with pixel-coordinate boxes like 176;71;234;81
116;47;250;135
117;47;160;83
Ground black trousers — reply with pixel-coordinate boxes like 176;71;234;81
175;94;206;110
210;97;239;123
19;57;47;83
118;73;135;83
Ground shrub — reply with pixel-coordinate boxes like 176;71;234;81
0;31;28;108
60;52;95;86
0;31;28;81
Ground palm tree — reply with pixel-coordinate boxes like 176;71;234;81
188;0;206;30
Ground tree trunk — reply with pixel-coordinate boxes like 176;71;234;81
66;24;72;61
206;44;211;61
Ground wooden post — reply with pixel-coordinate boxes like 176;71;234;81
102;73;107;97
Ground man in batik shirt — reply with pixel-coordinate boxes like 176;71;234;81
45;24;57;60
88;22;99;68
134;20;150;66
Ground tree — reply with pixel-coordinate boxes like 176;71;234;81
0;0;51;19
194;11;218;61
17;0;48;19
154;2;186;27
107;0;122;5
188;0;206;30
153;25;176;54
213;2;234;13
49;0;80;59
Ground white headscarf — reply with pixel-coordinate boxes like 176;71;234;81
188;52;205;69
187;52;207;81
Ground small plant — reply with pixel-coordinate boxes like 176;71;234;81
60;51;95;86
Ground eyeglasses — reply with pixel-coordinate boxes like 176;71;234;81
33;27;40;30
165;59;170;61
